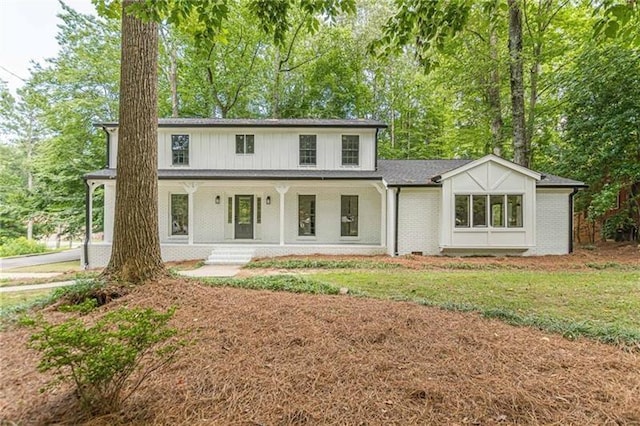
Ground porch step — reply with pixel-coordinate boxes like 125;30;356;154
204;247;255;265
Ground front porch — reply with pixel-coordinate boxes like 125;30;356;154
84;178;390;268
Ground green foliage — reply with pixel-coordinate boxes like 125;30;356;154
0;237;48;257
558;42;640;228
201;274;341;295
247;258;401;269
25;307;178;414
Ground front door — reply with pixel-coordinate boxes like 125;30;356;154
234;195;254;239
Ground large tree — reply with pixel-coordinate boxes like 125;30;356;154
98;0;354;282
102;0;163;282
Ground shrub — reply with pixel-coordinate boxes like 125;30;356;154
23;307;179;414
0;237;48;257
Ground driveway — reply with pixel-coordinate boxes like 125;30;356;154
0;248;81;271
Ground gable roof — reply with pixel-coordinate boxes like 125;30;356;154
95;118;387;129
437;154;542;181
377;159;585;188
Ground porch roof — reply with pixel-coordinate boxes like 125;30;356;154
84;168;384;181
84;161;585;188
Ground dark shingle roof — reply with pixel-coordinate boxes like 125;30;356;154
377;159;585;187
85;160;585;187
377;159;472;186
95;118;387;129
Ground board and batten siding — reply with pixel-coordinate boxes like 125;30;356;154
439;160;537;249
108;127;377;171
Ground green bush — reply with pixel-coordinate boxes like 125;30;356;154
23;307;179;414
0;237;48;257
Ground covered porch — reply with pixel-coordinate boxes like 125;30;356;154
84;177;389;268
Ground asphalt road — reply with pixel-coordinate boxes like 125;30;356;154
0;248;81;271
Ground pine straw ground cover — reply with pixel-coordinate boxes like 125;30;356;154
1;278;639;425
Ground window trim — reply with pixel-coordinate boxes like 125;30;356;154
454;193;524;229
170;134;190;167
235;134;255;155
340;195;359;237
341;135;359;167
169;193;189;238
299;134;317;166
298;194;316;237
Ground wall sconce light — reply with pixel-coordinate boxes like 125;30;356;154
215;195;220;204
266;196;271;205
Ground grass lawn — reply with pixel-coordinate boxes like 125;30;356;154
309;269;640;344
0;289;54;309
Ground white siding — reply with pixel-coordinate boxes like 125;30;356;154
154;127;377;171
440;160;537;249
397;188;440;255
533;189;571;255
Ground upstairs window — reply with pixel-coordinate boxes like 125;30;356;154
341;195;358;237
299;135;317;165
298;195;316;236
341;135;359;166
171;134;189;166
236;134;255;154
455;194;523;228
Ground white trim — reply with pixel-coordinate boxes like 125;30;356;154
439;154;542;181
170;133;191;167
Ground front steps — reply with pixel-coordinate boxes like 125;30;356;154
204;247;255;265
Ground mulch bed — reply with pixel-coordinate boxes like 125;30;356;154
1;277;639;425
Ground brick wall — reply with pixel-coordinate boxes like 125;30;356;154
397;188;440;255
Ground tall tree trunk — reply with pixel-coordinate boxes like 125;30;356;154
169;47;179;117
508;0;528;167
271;50;281;118
488;26;504;157
526;43;541;166
103;0;165;283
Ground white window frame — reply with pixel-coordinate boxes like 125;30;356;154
171;134;190;167
454;193;524;230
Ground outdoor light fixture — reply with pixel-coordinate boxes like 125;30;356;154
266;196;271;205
215;195;220;204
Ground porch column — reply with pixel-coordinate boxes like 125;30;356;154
372;183;386;248
183;183;199;245
87;182;103;243
275;185;290;246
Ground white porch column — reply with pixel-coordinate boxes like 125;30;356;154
275;185;290;246
372;183;387;248
183;183;199;245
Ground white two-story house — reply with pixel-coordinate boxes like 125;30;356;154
83;118;585;267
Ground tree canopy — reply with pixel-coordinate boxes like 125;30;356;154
1;0;637;250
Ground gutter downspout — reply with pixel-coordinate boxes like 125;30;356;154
83;179;90;269
101;126;110;168
569;187;579;253
394;187;401;255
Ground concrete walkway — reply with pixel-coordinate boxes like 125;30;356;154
0;264;241;294
177;264;242;278
0;248;80;270
0;272;62;280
